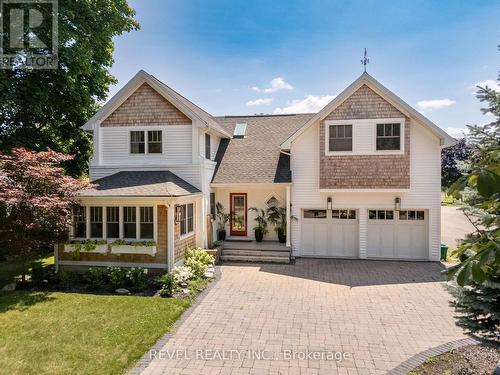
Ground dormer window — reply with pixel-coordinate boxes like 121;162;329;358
130;131;145;154
148;130;162;153
233;123;247;138
130;130;163;154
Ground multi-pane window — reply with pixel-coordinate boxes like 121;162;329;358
130;131;145;154
399;210;425;221
368;210;394;220
332;209;356;219
123;207;136;238
148;131;162;153
376;123;401;151
90;207;103;238
303;210;327;219
106;207;120;238
205;133;211;159
73;205;86;238
140;207;154;239
329;124;352;152
178;203;194;236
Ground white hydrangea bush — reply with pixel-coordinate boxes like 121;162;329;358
171;266;193;285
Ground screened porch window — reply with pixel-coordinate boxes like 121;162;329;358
106;207;119;238
123;207;136;238
140;207;154;239
72;205;86;238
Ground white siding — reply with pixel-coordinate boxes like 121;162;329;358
99;125;192;165
290;119;442;261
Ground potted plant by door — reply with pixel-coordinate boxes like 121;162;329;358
267;206;295;244
248;207;268;242
215;202;230;241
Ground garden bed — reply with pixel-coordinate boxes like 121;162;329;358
408;343;500;375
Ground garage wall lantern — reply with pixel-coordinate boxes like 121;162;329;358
327;196;333;210
394;197;401;211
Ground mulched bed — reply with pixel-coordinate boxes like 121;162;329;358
410;343;500;375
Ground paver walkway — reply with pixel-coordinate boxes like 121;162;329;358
139;259;466;375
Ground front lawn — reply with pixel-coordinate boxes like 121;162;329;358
0;291;190;375
0;254;54;287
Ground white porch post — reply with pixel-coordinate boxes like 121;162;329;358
198;195;206;248
167;204;175;271
286;185;291;247
85;206;91;239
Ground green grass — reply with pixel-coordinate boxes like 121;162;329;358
0;291;190;375
0;254;54;287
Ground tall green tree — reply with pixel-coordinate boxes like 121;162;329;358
446;64;500;340
0;0;139;176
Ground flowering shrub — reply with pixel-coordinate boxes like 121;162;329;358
85;268;108;290
158;273;175;297
171;266;193;285
107;266;128;289
185;248;214;278
127;267;148;291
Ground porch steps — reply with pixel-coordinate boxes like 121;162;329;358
221;241;291;264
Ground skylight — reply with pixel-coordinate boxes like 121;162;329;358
233;123;247;138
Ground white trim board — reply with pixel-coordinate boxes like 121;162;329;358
58;260;168;269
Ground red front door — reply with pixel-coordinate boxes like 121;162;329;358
230;193;247;236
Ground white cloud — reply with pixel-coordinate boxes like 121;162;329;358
246;97;273;107
273;94;335;114
444;127;469;139
474;79;500;93
264;77;293;93
416;99;456;111
251;86;260;92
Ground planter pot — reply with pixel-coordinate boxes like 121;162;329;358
64;244;108;254
254;229;264;242
111;245;157;256
277;231;286;244
217;229;226;241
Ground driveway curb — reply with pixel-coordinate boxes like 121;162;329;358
387;337;480;374
126;267;222;375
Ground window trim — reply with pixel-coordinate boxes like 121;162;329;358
178;203;195;239
130;131;145;154
327;124;353;153
324;118;405;156
325;121;355;155
147;130;163;154
205;133;211;160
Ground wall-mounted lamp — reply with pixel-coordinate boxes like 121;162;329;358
327;196;333;210
175;206;183;222
394;197;401;211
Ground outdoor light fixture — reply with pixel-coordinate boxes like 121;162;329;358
175;206;183;222
394;197;401;211
327;196;333;210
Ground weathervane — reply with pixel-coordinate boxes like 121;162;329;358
361;48;369;72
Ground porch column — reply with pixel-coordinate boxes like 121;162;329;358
286;185;291;247
167;204;175;271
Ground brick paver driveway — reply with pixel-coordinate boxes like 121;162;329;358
139;259;466;375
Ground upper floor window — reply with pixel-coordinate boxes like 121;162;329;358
130;131;145;154
130;130;162;154
376;123;401;151
205;133;211;159
328;124;352;152
148;131;162;153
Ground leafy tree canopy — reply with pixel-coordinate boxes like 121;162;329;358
441;138;472;188
0;0;139;176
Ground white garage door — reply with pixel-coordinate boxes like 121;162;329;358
301;209;358;257
367;209;428;260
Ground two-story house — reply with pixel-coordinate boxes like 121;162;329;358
55;70;454;272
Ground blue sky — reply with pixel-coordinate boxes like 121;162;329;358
109;0;500;137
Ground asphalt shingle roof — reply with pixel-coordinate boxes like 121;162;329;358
212;114;315;184
81;171;201;197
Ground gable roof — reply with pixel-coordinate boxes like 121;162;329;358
280;72;455;149
83;70;231;138
212;114;315;184
80;171;201;197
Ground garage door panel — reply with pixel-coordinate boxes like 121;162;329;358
313;223;329;255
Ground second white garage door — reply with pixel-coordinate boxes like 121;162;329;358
301;209;358;258
367;209;428;260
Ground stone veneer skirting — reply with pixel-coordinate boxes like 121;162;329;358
319;84;411;189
